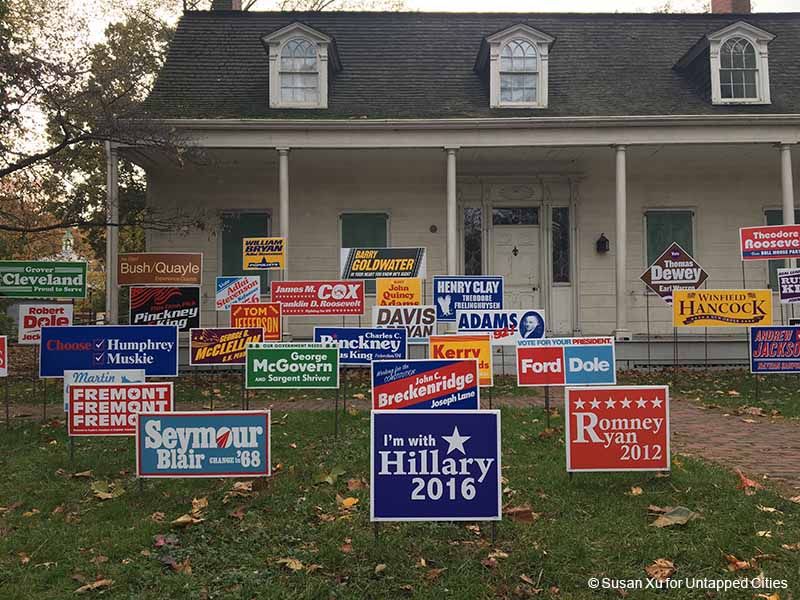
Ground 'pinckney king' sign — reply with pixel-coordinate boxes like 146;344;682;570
640;243;707;305
672;289;772;327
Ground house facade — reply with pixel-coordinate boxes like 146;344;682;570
110;1;800;365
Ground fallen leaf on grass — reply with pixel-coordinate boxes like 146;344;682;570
339;539;352;554
223;481;254;504
481;557;498;569
90;481;125;501
153;534;179;548
727;390;741;397
756;531;773;538
172;559;192;575
90;555;108;565
352;393;366;401
503;504;539;523
789;496;800;504
374;563;386;575
229;506;246;521
71;471;93;479
0;501;22;515
756;505;782;514
18;552;30;565
149;512;166;523
22;509;40;517
649;506;701;528
425;567;446;581
74;579;113;594
724;554;754;572
306;564;323;573
755;594;781;600
781;542;800;551
736;468;764;495
276;558;304;572
488;550;509;560
645;558;676;581
347;478;368;491
336;495;359;509
171;514;204;528
316;466;346;486
628;486;643;496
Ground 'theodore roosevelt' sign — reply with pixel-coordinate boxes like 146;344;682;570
0;261;87;299
740;224;800;261
246;343;339;389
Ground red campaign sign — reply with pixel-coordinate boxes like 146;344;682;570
740;225;800;261
68;383;173;436
565;386;669;472
270;280;364;316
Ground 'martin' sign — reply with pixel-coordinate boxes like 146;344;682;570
740;224;800;261
672;289;772;327
118;253;202;286
639;243;707;305
68;382;173;436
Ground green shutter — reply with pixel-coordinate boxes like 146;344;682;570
221;212;271;291
341;213;388;293
766;209;800;289
646;211;693;266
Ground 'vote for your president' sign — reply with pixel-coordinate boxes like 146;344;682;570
640;243;707;305
517;337;616;387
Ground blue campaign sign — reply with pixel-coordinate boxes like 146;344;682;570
750;326;800;373
516;337;616;386
371;359;479;410
433;276;504;322
40;325;179;378
371;410;501;521
313;327;407;367
137;411;271;478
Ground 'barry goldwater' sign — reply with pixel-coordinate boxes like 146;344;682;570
246;343;339;389
118;253;202;286
136;411;271;478
516;337;616;387
40;325;178;378
565;386;670;472
373;305;436;343
740;224;800;261
749;326;800;373
68;382;173;437
429;334;493;387
63;369;145;412
271;280;365;316
0;260;87;299
672;289;772;327
130;287;199;332
777;268;800;304
639;243;707;305
314;327;407;367
371;359;479;410
433;276;503;322
341;247;426;279
371;410;501;522
216;276;260;310
190;328;263;366
457;309;545;346
18;303;73;345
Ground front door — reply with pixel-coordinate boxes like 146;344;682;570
491;207;540;310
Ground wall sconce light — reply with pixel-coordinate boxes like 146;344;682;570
429;225;438;233
596;233;610;254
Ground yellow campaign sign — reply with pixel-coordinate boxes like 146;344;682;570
243;237;285;271
429;334;493;387
376;277;422;306
672;289;772;327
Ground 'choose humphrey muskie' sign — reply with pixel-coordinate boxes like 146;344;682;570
246;343;339;389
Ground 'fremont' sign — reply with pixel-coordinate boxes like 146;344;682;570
68;382;173;436
639;243;707;305
246;343;339;389
0;261;87;299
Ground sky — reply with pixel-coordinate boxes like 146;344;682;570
405;0;799;11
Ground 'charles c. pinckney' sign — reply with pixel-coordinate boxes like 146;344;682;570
672;289;772;327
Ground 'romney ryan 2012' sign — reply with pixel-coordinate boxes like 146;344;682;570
371;359;479;410
433;276;503;322
516;337;616;387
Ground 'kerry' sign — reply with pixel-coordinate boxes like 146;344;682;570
0;261;87;299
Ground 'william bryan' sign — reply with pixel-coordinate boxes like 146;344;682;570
639;243;707;305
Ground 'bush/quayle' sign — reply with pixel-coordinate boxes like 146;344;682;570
740;224;800;261
136;411;271;478
749;326;800;373
118;253;202;286
371;359;479;410
313;327;407;367
271;280;364;316
639;243;707;305
40;325;179;378
433;276;503;322
672;289;772;327
216;276;260;310
68;382;173;437
565;386;670;472
371;410;501;522
372;305;436;343
129;287;199;332
246;343;339;389
63;369;145;412
516;337;616;387
341;247;427;279
18;303;73;345
457;309;545;346
777;268;800;304
0;260;87;299
189;328;263;366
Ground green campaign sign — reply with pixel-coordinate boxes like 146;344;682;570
0;261;87;299
246;342;339;390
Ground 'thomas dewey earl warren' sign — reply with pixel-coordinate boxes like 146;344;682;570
640;243;707;305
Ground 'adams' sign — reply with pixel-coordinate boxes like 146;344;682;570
672;289;772;327
457;309;545;346
639;243;707;305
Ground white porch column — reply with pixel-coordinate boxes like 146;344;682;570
780;143;796;268
278;147;290;279
445;147;458;276
104;142;119;324
614;145;630;340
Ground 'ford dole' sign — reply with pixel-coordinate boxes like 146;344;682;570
749;326;800;373
433;276;503;322
740;224;800;261
371;410;502;521
314;327;407;366
371;359;479;410
516;337;616;387
137;411;271;478
639;243;707;305
246;343;339;389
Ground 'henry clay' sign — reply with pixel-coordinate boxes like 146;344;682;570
640;243;707;305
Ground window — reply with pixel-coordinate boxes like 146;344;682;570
708;22;774;105
280;39;319;105
221;212;271;293
492;207;538;226
720;37;757;100
340;212;388;294
552;207;570;283
765;209;800;290
463;207;482;275
500;40;537;104
645;210;693;266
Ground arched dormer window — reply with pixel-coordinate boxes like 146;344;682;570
280;38;319;105
499;40;538;104
708;21;774;105
719;37;757;100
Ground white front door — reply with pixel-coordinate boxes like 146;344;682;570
492;222;540;310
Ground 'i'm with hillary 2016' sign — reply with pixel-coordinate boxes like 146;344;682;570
371;359;479;410
749;326;800;373
246;343;339;389
314;327;407;366
516;337;616;387
433;276;503;322
0;261;87;299
371;410;502;521
137;411;271;478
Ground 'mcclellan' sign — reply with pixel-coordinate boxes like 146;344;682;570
740;224;800;261
68;382;173;436
341;247;426;279
0;261;87;299
129;287;199;332
246;342;339;389
749;326;800;373
639;243;707;305
118;253;202;286
190;328;263;366
672;289;772;327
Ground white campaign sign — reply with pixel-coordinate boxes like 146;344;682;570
63;369;146;412
18;303;73;345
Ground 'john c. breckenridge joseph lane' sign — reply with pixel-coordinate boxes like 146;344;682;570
672;289;772;327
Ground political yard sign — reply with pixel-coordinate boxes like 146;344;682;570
0;260;87;299
750;326;800;373
216;276;260;311
433;276;503;322
190;328;263;366
371;410;501;521
517;337;616;387
565;386;670;472
136;411;271;478
130;287;199;332
639;243;707;305
777;268;800;304
243;237;285;271
314;327;407;367
63;369;145;412
231;303;281;341
18;303;73;345
672;290;772;327
341;247;426;279
40;325;178;378
0;336;7;378
246;343;339;389
429;334;493;387
118;253;202;286
271;280;365;316
372;306;436;343
371;359;479;410
376;278;422;306
740;224;800;261
457;309;545;346
68;382;173;437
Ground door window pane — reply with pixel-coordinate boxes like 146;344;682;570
552;206;570;283
341;213;388;294
492;207;538;226
463;207;482;275
221;212;271;292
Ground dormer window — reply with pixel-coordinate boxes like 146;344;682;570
708;21;774;105
280;39;319;105
500;40;538;104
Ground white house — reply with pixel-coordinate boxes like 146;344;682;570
108;0;800;365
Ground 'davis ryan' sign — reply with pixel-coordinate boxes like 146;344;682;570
40;325;178;378
230;302;281;341
0;260;87;299
118;253;202;286
740;224;800;261
429;334;493;387
376;278;422;306
130;287;199;332
371;410;501;522
639;243;707;305
216;276;260;310
672;289;772;327
314;327;407;366
517;337;616;387
271;280;364;316
68;382;173;437
457;309;545;345
137;411;271;478
565;386;670;472
749;326;800;373
433;276;503;322
246;343;339;389
190;328;263;366
371;359;479;410
372;305;436;343
18;303;73;345
341;247;427;279
777;268;800;304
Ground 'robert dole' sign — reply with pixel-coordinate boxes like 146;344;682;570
271;280;364;316
749;326;800;373
129;287;199;332
246;343;339;389
371;359;479;410
566;386;670;472
18;303;73;345
243;237;285;270
40;325;178;378
457;309;545;345
137;411;271;478
433;276;503;322
190;327;263;366
0;260;87;299
314;327;407;366
777;268;800;304
231;302;281;341
68;382;173;436
341;247;426;279
216;276;260;310
639;243;707;305
118;253;202;286
429;334;493;387
371;410;501;521
740;224;800;261
517;337;616;387
373;305;436;343
672;289;772;327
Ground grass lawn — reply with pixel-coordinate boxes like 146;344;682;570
1;407;799;599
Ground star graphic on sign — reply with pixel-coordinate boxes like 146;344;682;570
574;398;586;410
636;397;648;409
442;426;471;455
651;397;663;408
621;397;632;409
590;398;601;410
605;398;616;409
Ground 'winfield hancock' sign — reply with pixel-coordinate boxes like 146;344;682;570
672;289;772;327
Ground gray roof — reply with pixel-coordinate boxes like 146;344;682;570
145;10;800;119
